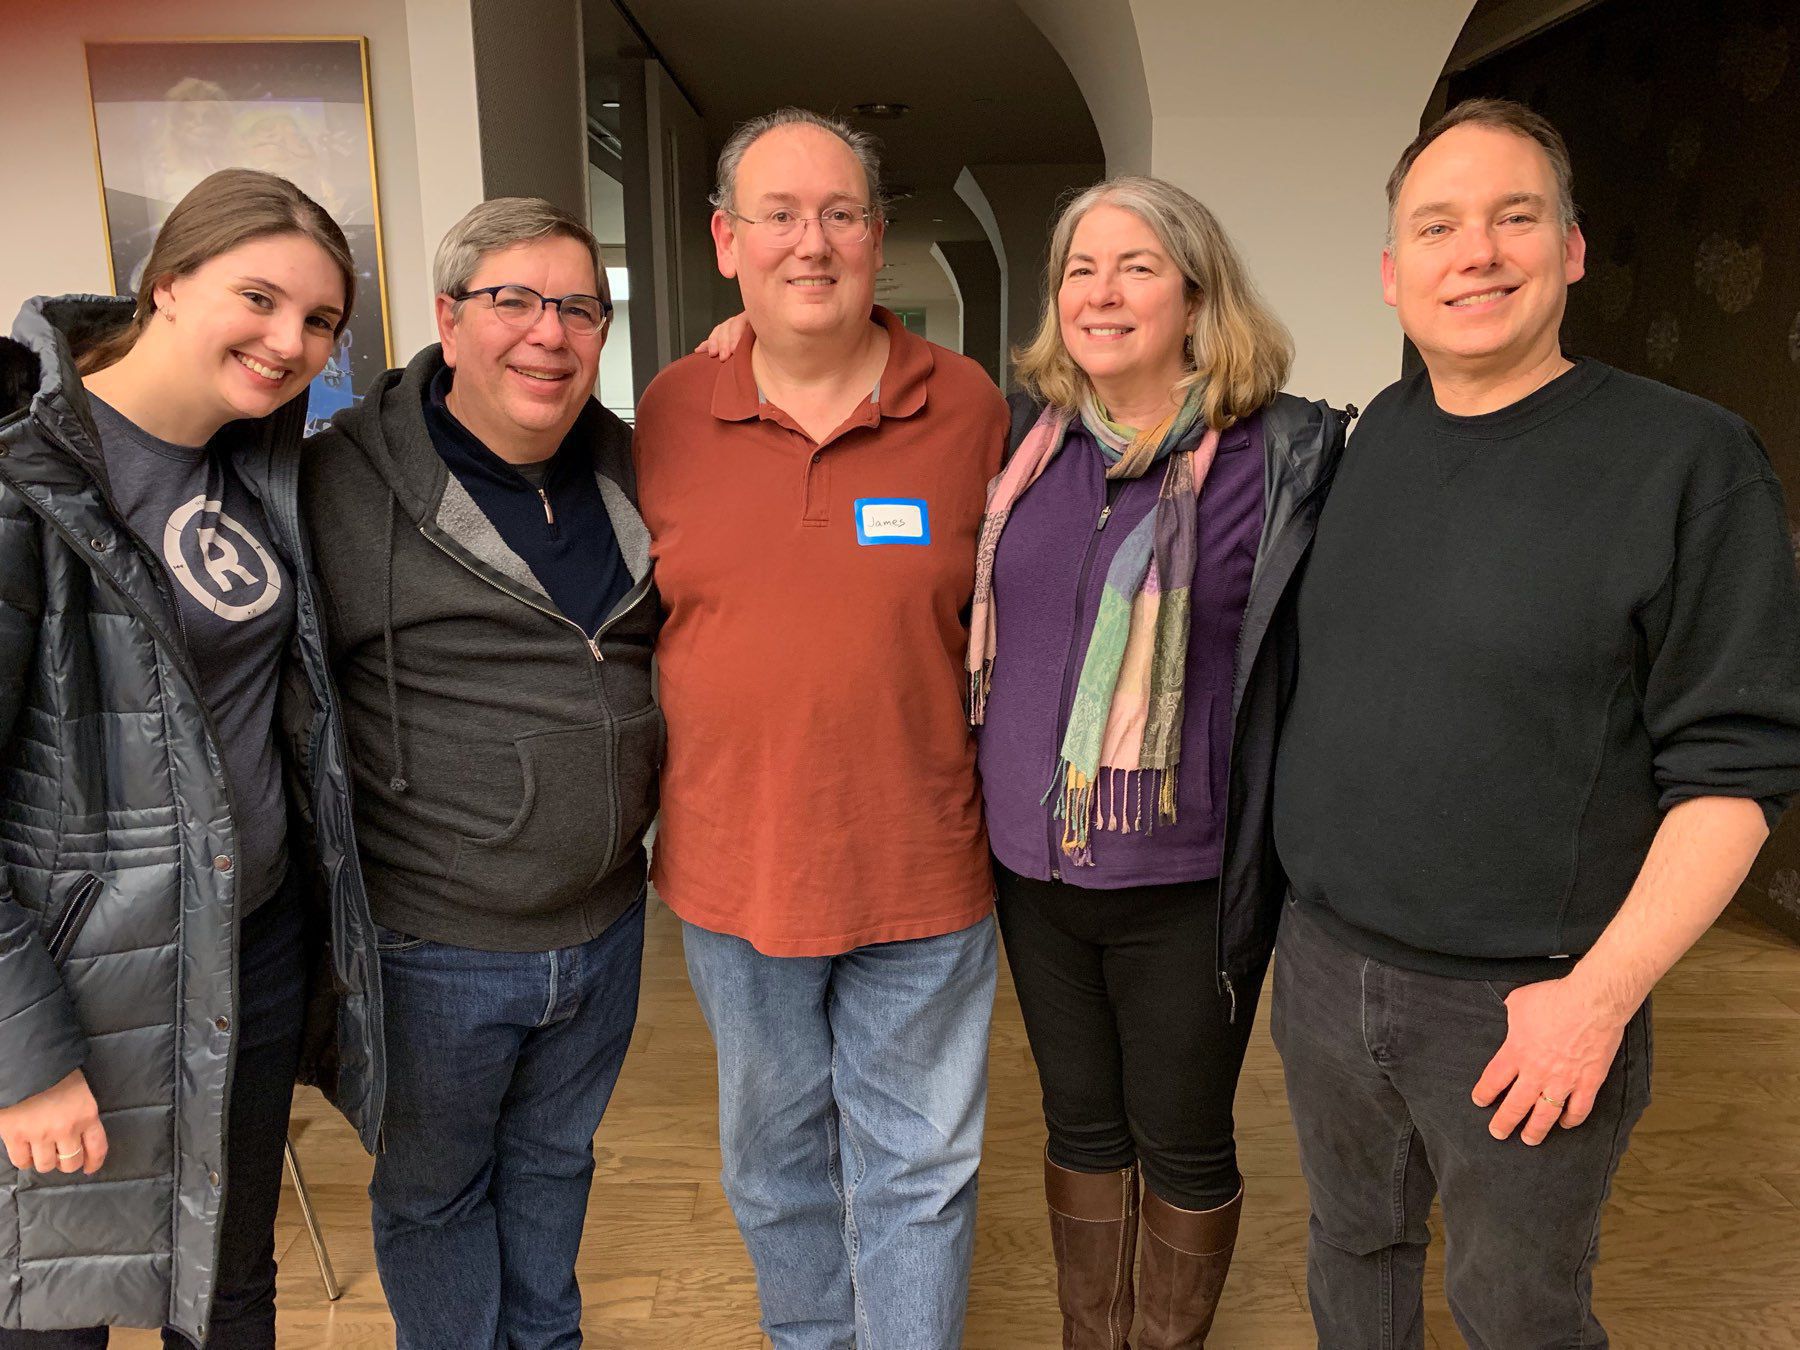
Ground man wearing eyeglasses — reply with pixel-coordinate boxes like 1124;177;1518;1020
300;197;660;1349
632;109;1007;1348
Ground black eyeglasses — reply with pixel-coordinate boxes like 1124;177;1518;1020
453;284;613;337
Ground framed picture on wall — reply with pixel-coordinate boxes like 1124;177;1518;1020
83;36;391;433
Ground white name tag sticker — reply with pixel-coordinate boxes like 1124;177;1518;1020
854;497;931;546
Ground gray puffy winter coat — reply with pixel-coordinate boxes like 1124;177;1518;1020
0;296;384;1339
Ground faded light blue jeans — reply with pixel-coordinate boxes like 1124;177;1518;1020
683;915;998;1350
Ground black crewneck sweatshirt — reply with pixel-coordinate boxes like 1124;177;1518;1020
1274;359;1800;978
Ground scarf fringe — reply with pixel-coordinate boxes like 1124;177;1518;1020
1053;764;1180;864
969;662;994;725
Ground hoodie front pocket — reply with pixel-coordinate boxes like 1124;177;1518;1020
446;723;624;914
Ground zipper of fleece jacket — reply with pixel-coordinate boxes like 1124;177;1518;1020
417;520;651;662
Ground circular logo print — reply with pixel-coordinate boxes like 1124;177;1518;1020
162;495;282;622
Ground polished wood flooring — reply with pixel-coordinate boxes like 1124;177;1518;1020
119;897;1800;1348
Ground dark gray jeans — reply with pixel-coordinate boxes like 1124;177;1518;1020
1271;898;1652;1350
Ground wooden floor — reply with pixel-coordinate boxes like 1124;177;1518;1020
120;898;1800;1349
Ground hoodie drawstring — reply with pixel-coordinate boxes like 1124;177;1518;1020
382;490;409;794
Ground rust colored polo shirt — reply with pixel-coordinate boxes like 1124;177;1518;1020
634;308;1006;956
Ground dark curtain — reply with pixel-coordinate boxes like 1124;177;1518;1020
1450;0;1800;939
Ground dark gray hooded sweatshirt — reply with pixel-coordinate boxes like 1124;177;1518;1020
301;344;661;951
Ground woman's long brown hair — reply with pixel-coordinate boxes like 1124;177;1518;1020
77;168;355;376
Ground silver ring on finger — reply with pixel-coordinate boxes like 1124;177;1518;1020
56;1146;85;1160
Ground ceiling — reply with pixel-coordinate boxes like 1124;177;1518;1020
581;0;1102;306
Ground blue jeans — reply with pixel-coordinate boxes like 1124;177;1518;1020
368;895;645;1350
683;916;997;1350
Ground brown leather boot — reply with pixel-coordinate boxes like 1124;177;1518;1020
1045;1154;1140;1349
1136;1184;1242;1349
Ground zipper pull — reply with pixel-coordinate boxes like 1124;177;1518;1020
539;489;556;526
1096;504;1113;531
586;636;604;663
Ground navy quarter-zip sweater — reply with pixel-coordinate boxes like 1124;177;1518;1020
426;365;631;632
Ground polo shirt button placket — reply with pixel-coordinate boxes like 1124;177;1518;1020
803;446;830;525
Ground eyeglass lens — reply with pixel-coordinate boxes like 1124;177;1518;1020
488;285;608;334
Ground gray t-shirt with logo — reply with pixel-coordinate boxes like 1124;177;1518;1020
89;396;294;912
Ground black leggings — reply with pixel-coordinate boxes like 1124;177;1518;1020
0;883;307;1350
995;863;1257;1211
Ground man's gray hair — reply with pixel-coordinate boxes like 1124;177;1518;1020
709;108;885;216
433;197;606;301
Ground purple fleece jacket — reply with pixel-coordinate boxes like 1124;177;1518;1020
977;412;1265;887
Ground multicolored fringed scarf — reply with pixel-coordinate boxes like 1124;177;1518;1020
968;387;1221;865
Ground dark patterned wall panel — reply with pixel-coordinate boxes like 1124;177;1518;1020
1451;0;1800;939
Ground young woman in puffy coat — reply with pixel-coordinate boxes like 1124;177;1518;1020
0;169;383;1348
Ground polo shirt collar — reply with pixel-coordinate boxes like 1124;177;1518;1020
709;305;935;426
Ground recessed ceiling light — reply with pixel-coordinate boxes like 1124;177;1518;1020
853;102;910;119
600;100;620;109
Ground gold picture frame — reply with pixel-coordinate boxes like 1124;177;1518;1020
84;36;392;432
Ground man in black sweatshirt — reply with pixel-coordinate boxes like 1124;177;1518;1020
1272;99;1800;1348
301;198;659;1349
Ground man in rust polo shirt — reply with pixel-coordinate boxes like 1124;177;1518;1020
633;107;1005;1349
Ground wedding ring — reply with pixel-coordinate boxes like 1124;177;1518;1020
1539;1093;1566;1108
56;1146;85;1160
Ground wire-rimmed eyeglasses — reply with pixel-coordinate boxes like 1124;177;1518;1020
453;284;613;337
725;206;876;246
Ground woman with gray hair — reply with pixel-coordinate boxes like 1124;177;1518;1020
969;176;1350;1347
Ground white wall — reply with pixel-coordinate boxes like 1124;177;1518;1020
1014;0;1153;175
923;301;961;352
0;0;483;363
404;0;485;347
957;162;1104;385
1020;0;1477;411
